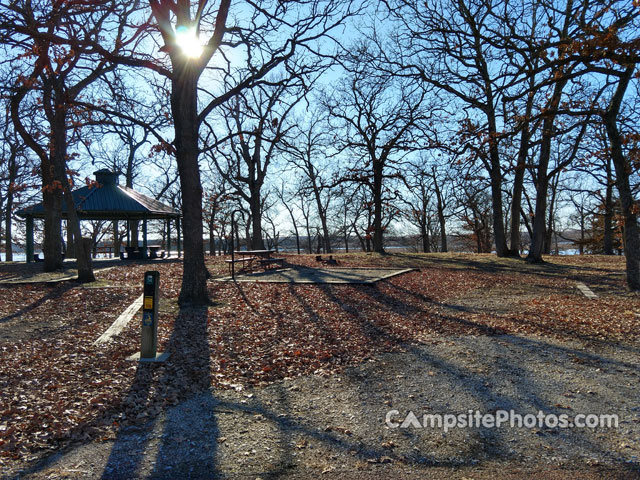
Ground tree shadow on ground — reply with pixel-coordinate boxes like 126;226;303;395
10;276;639;479
99;305;220;479
315;282;639;472
0;283;75;324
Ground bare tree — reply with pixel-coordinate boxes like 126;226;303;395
134;0;357;304
1;0;142;281
0;114;33;262
208;78;307;249
325;41;426;253
282;110;335;253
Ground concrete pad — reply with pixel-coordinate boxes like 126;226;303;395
212;267;414;284
126;352;170;362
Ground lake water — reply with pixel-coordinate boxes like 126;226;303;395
0;253;26;262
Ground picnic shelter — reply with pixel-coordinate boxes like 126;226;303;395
17;169;181;262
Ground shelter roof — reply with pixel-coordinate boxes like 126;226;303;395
17;170;180;220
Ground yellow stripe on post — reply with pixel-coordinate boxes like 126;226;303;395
144;296;154;309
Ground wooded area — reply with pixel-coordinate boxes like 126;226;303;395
0;0;639;302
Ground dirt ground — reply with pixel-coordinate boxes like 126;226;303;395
1;253;639;479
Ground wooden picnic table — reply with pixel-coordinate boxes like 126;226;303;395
226;249;286;274
148;245;164;259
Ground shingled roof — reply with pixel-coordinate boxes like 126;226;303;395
17;170;180;220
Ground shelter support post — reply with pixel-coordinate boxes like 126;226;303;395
66;221;75;259
113;220;118;258
166;219;171;258
26;216;34;263
177;218;182;258
143;218;148;259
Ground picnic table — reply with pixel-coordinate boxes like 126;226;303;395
225;249;286;274
148;245;164;259
121;245;165;260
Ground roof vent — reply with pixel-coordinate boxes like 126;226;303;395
94;169;119;186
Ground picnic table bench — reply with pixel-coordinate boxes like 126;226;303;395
258;257;286;269
225;256;258;273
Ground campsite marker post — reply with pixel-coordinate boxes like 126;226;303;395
127;271;169;362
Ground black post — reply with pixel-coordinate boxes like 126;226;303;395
141;271;160;358
231;214;235;279
230;209;245;279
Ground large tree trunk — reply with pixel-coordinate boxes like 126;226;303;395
172;65;209;305
315;197;331;254
527;163;549;263
249;193;265;250
41;166;64;271
489;162;508;256
605;67;639;290
372;160;385;253
51;109;94;283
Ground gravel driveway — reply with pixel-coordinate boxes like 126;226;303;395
14;334;640;479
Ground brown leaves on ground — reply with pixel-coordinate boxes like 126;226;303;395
0;253;637;469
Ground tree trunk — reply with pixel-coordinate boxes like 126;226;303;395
528;172;549;263
50;108;94;283
604;66;639;290
527;78;567;263
249;194;265;250
510;138;528;257
129;220;139;248
544;174;560;255
317;203;331;254
5;189;12;262
209;217;216;255
433;172;447;253
372;160;385;253
172;65;209;305
305;219;313;254
4;149;18;262
489;163;508;256
483;84;509;257
603;157;614;255
65;223;75;259
42;175;64;271
509;79;535;257
354;225;365;251
421;221;430;253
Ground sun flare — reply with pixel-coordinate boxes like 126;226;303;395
175;25;204;59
